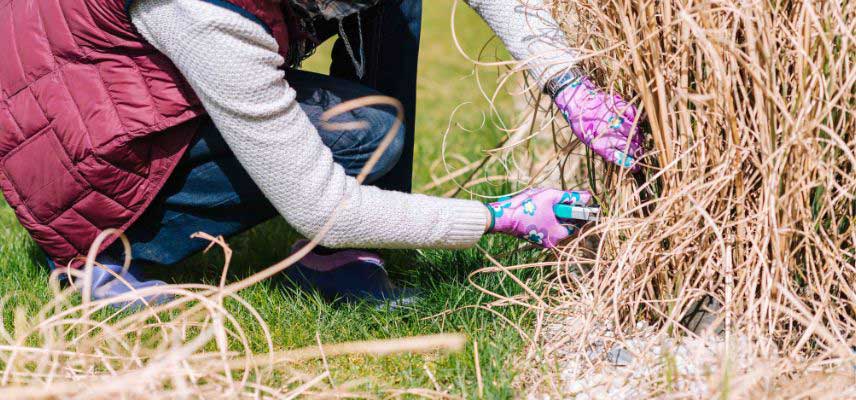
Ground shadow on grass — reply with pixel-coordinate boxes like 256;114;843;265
143;216;534;295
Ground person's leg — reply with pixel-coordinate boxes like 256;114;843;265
289;69;406;182
104;71;405;266
317;0;423;193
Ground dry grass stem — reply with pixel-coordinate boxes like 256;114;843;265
443;0;855;397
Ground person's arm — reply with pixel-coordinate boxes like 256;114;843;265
463;0;579;86
130;0;490;249
465;0;644;169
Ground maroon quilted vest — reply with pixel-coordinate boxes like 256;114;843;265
0;0;290;267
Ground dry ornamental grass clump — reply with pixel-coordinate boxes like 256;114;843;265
484;0;855;397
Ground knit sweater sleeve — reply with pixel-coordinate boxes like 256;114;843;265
463;0;578;85
129;0;489;249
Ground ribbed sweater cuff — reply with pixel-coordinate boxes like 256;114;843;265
442;200;489;249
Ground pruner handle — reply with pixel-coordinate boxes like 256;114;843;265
553;204;600;222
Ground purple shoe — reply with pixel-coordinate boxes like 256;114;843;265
285;240;418;306
76;262;173;309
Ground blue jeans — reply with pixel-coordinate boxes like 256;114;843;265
105;0;422;265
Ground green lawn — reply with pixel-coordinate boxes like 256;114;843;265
0;2;539;397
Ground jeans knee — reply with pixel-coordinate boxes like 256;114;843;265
335;104;405;182
365;111;405;181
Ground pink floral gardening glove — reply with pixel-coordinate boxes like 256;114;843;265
487;189;594;248
549;74;644;171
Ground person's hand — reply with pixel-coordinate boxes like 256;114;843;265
487;189;594;248
551;75;644;171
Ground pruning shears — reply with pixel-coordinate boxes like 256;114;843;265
553;204;600;222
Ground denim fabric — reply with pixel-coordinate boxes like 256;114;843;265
104;69;408;265
312;0;422;193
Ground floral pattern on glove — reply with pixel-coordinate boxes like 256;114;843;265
521;199;537;216
487;188;594;248
490;201;511;218
553;75;644;171
524;225;546;245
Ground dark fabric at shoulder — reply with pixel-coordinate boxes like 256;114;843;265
125;0;272;34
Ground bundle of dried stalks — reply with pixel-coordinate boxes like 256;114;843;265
452;0;854;396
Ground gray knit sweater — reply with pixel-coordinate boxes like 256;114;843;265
130;0;574;249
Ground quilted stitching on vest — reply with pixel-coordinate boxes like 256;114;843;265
0;0;289;267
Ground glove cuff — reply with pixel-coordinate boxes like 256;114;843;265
544;69;585;99
484;203;496;233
